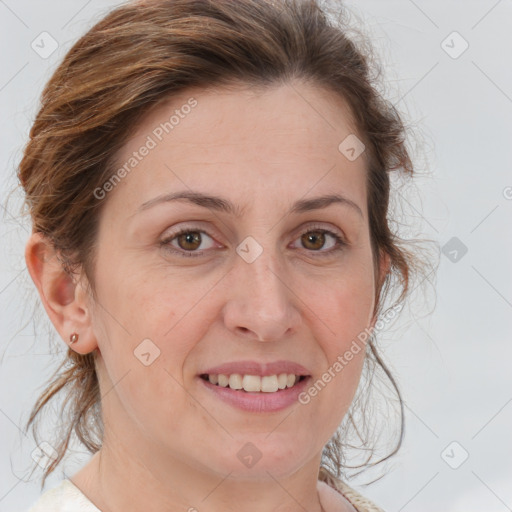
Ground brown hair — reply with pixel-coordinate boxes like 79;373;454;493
16;0;434;490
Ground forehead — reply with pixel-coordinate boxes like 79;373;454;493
106;81;368;217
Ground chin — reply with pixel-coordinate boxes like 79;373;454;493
219;436;313;480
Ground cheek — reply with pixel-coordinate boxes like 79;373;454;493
303;260;375;340
129;275;220;357
91;256;203;413
97;252;207;345
299;256;374;410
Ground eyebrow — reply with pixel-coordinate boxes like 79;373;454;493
137;191;364;218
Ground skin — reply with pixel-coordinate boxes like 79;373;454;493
25;80;389;512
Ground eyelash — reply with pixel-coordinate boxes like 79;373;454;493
160;224;347;259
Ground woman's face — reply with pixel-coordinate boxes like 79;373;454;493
86;81;385;480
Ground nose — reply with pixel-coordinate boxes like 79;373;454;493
221;249;302;342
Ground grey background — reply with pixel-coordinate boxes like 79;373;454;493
1;1;511;511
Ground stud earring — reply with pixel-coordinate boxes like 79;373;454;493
69;333;79;344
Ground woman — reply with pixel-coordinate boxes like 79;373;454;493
19;0;426;510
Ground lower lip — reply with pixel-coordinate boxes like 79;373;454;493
198;376;311;413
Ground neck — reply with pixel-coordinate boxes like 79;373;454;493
71;437;327;512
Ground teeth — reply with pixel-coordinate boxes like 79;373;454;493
217;374;229;387
242;375;261;392
228;374;243;390
261;375;279;392
277;373;288;389
206;373;301;392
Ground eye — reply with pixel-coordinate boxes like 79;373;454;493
291;226;347;256
160;228;217;257
160;224;347;259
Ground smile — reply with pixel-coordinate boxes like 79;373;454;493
198;373;312;413
199;373;308;393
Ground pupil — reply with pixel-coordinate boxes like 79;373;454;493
180;232;200;250
304;231;324;250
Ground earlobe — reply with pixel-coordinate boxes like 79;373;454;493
24;232;98;355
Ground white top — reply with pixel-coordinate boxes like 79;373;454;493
27;479;101;512
26;478;385;512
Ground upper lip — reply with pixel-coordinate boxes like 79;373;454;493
199;360;311;377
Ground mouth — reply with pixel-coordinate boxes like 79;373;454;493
199;373;309;393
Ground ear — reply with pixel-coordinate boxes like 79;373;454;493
368;249;391;332
24;232;98;355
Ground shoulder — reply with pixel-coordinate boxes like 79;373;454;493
318;478;387;512
26;479;102;512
